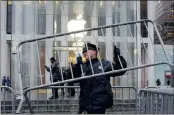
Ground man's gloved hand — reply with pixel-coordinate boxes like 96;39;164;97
45;65;49;70
114;46;120;56
76;54;83;64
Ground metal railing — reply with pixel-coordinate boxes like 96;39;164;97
21;86;137;114
0;86;16;114
12;19;174;113
138;87;174;114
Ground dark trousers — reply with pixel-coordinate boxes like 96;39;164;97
51;78;65;98
52;85;64;97
87;110;106;114
78;107;106;114
52;79;58;98
87;108;106;114
68;82;75;96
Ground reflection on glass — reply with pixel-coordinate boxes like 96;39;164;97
112;42;136;87
53;2;61;34
155;49;173;83
97;1;106;36
22;2;34;35
126;1;135;37
37;1;46;35
68;1;92;36
112;1;120;36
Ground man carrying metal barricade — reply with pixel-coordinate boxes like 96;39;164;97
63;43;127;114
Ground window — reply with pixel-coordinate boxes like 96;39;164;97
38;41;46;84
53;41;61;62
21;2;34;34
126;1;135;37
83;1;92;36
98;42;106;59
97;1;106;36
140;0;148;37
20;41;46;86
53;2;61;34
22;4;27;34
37;2;46;35
6;1;13;34
112;42;136;87
112;1;120;36
68;1;92;36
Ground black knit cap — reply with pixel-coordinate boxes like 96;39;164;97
82;43;99;54
50;57;55;61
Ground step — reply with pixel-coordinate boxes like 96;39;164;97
1;99;137;113
1;99;136;104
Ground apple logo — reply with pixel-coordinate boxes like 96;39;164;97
67;14;87;38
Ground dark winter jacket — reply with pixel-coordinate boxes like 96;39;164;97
65;54;127;113
45;61;61;81
2;77;6;86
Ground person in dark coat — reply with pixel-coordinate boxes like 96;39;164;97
64;43;127;114
45;57;63;99
1;76;6;91
2;76;6;86
156;79;161;86
167;80;170;86
6;76;11;87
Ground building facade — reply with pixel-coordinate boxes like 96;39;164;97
155;0;174;44
0;1;158;94
154;0;174;85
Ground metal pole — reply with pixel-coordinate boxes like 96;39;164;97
53;2;57;58
0;0;1;113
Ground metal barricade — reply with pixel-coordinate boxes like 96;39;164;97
12;19;173;113
0;86;16;114
138;87;174;114
20;86;137;114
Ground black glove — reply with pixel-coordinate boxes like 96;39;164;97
114;46;120;56
76;55;83;64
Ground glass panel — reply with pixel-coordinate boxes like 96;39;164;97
68;1;92;36
140;0;148;37
97;1;106;36
98;42;106;59
21;2;34;35
112;42;136;87
36;2;46;35
53;2;61;34
126;1;135;37
6;1;13;34
154;49;173;83
53;41;61;62
112;1;120;36
38;41;46;84
112;1;136;37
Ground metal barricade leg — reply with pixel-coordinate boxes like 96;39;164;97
1;86;16;114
